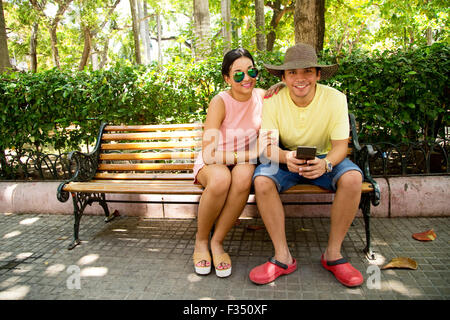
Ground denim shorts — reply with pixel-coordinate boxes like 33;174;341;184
252;154;363;193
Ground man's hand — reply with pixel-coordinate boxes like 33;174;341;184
286;151;307;173
286;151;326;179
298;157;327;179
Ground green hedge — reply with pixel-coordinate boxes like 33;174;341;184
322;42;449;143
0;58;224;152
0;43;448;153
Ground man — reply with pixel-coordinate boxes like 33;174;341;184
249;43;364;287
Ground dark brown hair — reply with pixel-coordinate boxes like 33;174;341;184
221;48;255;78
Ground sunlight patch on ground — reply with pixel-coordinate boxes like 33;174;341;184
78;254;99;266
45;264;66;276
0;285;30;300
81;267;108;277
187;273;203;283
3;230;21;239
19;217;40;225
16;252;33;260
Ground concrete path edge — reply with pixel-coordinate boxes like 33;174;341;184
0;176;449;218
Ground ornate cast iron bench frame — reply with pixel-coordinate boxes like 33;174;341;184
57;113;380;259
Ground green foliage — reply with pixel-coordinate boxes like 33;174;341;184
0;43;448;154
0;56;225;153
322;42;449;143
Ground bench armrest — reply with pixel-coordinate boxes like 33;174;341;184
349;113;380;206
57;122;107;202
359;144;381;206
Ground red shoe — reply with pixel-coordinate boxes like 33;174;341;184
321;254;363;287
249;257;297;285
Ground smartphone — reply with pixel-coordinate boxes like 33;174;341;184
296;146;317;160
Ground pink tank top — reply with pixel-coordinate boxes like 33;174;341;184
193;89;263;182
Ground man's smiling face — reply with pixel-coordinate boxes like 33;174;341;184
282;67;321;107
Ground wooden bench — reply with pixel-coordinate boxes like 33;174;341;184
57;113;380;259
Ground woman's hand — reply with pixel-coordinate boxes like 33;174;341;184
248;130;278;162
258;130;278;156
264;82;285;99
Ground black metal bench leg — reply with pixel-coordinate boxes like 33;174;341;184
99;193;116;222
360;194;375;260
68;192;110;250
68;192;89;250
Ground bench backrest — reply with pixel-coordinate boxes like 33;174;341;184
94;123;203;181
93;114;358;181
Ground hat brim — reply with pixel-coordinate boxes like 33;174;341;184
264;62;338;80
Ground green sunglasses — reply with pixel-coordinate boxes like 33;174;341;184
233;67;259;83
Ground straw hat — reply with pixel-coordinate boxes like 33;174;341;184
264;43;338;80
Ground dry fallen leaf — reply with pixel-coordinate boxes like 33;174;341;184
381;257;418;270
412;229;436;241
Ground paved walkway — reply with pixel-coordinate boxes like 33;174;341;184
0;213;448;303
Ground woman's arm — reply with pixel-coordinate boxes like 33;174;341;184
202;95;256;165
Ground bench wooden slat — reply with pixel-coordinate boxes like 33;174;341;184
94;173;194;180
90;179;195;184
99;152;196;161
64;179;373;194
98;163;194;171
285;182;374;194
104;124;203;132
101;141;202;150
64;182;204;194
102;131;202;141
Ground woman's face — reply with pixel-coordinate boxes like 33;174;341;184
224;56;257;93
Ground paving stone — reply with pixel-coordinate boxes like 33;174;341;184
0;213;449;301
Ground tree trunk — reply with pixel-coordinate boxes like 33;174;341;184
294;0;325;52
129;0;142;64
193;0;211;60
29;0;72;69
49;24;61;68
91;49;99;70
30;21;38;72
255;0;265;51
0;0;11;72
426;27;433;45
99;38;110;69
137;0;150;64
50;0;73;69
266;0;294;52
143;1;152;63
221;0;231;52
156;12;162;65
78;26;91;70
81;0;121;70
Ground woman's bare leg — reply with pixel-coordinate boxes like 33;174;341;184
194;164;231;267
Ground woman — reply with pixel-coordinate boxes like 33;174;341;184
192;48;275;278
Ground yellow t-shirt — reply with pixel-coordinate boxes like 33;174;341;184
261;83;349;155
